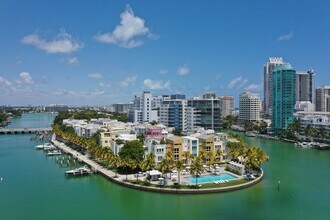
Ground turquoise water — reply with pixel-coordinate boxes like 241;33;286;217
6;113;56;128
0;114;330;219
186;173;237;184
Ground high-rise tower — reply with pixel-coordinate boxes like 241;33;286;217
264;57;286;115
272;64;296;134
296;69;315;104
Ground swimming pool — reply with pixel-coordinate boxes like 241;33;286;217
186;173;237;184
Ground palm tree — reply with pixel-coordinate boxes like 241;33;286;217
120;157;134;181
132;160;141;183
215;148;223;163
165;151;174;177
199;149;207;165
317;126;327;140
141;153;156;171
109;155;120;177
175;159;185;185
182;151;191;165
158;158;169;178
190;156;203;187
206;151;215;172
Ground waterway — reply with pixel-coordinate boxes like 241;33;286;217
0;114;329;220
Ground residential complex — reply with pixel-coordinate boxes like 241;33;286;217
238;92;261;123
316;86;330;112
113;103;134;113
263;57;286;115
188;93;222;131
128;91;158;123
295;69;315;104
220;96;234;118
272;63;296;133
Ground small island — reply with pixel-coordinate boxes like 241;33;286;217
51;111;267;194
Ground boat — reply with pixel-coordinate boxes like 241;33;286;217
47;150;62;156
245;131;256;137
43;143;56;151
65;166;92;176
35;144;44;150
297;142;311;149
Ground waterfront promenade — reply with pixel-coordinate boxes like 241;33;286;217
51;135;121;181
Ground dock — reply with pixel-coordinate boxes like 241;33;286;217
51;135;118;180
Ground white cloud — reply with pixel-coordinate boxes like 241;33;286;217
21;29;83;53
159;69;168;75
177;64;190;75
94;5;155;48
244;83;263;92
278;31;293;41
66;57;79;65
16;72;34;84
227;76;249;89
120;75;137;87
237;79;248;89
228;76;243;89
204;86;210;91
88;72;103;78
0;76;12;86
143;79;170;90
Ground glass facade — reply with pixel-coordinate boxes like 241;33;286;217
272;64;296;134
188;99;221;131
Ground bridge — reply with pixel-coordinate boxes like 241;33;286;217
0;127;53;135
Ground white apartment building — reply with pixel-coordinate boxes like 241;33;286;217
239;92;261;123
144;138;166;165
129;91;158;123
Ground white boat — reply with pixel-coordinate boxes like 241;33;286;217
47;150;62;156
35;144;44;150
246;131;256;137
43;143;56;150
65;166;92;176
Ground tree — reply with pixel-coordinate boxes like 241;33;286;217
304;124;313;139
141;153;156;171
120;157;135;181
137;133;145;143
172;129;182;136
206;151;215;172
199;149;207;164
190;157;203;187
182;151;191;165
119;140;144;163
158;158;169;178
165;151;174;178
175;159;185;185
215;148;223;163
109;155;120;176
244;121;255;131
317;126;327;140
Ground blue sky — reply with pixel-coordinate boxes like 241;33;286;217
0;0;329;106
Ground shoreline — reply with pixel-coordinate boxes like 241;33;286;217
51;134;263;194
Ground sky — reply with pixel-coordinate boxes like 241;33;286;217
0;0;330;106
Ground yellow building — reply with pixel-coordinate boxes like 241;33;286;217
165;136;183;161
99;131;117;147
198;135;215;153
